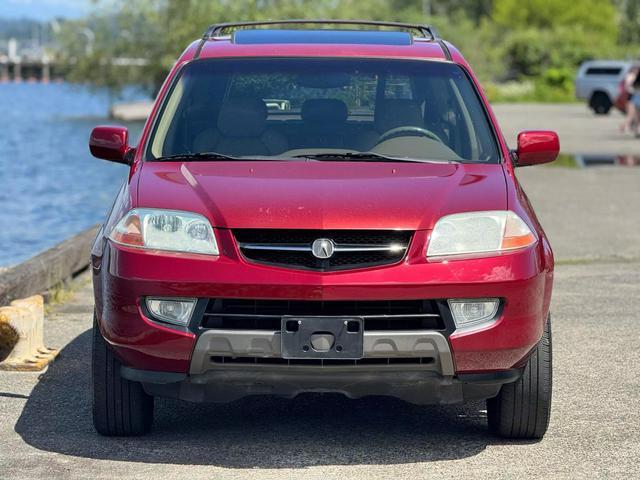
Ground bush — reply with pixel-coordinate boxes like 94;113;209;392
485;68;576;103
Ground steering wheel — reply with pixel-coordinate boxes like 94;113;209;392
376;126;444;145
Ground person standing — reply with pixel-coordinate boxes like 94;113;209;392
621;64;640;135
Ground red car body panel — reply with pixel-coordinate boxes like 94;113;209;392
135;162;507;230
92;35;554;379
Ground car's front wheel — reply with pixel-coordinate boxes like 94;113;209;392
487;314;552;439
92;314;154;436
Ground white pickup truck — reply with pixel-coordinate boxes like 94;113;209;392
575;60;631;115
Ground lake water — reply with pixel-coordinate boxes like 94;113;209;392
0;83;144;267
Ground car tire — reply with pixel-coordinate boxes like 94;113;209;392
487;315;552;439
590;92;612;115
92;314;154;436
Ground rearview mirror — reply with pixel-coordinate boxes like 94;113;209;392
89;125;131;164
515;131;559;167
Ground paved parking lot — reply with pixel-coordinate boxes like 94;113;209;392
494;103;638;156
1;106;639;479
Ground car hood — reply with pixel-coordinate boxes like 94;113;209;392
135;161;507;230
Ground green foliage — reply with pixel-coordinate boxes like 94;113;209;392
493;0;617;36
540;68;574;92
492;0;619;81
55;0;637;103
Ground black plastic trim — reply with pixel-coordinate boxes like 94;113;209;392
457;368;523;384
120;366;187;384
193;38;207;59
437;40;452;61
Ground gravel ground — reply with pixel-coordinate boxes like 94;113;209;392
1;119;640;479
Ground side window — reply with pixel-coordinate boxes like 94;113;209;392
225;72;378;114
227;73;293;104
384;74;413;99
585;67;622;76
345;75;377;113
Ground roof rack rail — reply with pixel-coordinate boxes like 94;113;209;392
202;20;440;41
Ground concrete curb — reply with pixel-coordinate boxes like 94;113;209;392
0;295;59;371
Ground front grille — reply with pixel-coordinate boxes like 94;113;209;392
233;229;412;271
210;356;435;366
201;298;445;331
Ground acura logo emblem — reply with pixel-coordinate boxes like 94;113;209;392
311;238;335;259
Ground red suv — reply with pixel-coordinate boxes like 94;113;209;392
89;21;559;439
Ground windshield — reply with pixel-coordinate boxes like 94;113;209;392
146;58;499;163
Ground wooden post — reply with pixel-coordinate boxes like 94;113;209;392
42;61;51;84
13;61;22;83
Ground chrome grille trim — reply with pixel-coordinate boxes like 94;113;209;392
238;242;408;253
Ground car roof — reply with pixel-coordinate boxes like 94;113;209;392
177;20;463;64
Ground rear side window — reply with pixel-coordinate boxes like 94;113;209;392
585;67;622;76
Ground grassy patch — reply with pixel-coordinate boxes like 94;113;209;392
545;154;580;168
486;74;578;104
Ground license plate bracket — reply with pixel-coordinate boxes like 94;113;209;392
281;316;363;360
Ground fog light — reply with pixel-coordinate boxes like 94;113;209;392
145;298;196;326
448;299;500;330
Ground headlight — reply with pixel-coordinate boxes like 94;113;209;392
109;208;218;255
427;211;536;258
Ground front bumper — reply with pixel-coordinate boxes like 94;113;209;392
93;234;553;377
124;329;522;404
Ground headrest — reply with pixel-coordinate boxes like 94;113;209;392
301;99;348;126
217;98;267;137
375;99;423;133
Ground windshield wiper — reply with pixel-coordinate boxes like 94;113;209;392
154;152;309;162
155;152;240;162
293;152;459;164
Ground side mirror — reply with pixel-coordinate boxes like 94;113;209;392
89;125;132;164
515;130;559;167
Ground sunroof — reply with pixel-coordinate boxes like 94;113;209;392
233;29;413;46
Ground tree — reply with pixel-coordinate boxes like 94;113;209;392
55;0;628;96
617;0;640;45
492;0;619;78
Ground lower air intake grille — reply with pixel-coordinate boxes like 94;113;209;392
201;298;445;331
